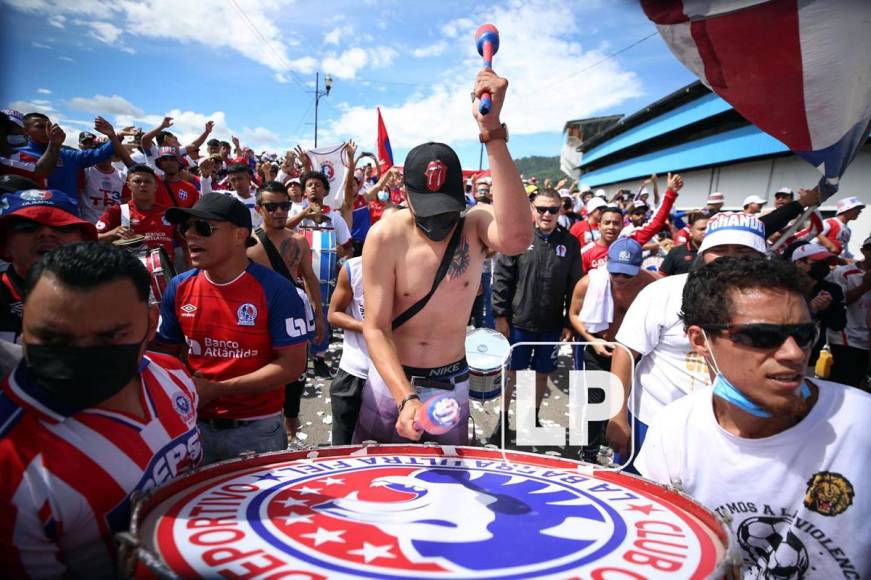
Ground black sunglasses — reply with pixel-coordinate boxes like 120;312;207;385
181;219;221;237
7;217;81;235
534;206;560;215
261;202;291;212
702;323;818;350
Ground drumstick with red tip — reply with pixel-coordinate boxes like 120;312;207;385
414;394;461;435
475;24;500;115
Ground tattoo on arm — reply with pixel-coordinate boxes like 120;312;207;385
448;238;471;280
279;237;302;275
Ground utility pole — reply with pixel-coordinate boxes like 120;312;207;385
312;72;333;148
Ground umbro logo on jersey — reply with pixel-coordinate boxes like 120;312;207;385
181;303;197;317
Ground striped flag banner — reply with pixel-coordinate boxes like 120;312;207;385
642;0;871;199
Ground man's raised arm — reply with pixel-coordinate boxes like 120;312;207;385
471;70;533;256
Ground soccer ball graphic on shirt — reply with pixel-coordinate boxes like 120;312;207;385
737;516;809;579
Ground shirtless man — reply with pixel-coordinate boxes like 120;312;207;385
247;181;324;440
362;69;532;443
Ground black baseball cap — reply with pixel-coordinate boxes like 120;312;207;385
165;192;256;246
403;142;465;217
206;138;221;147
78;131;96;144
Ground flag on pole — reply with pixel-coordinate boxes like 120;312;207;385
377;107;394;171
642;0;871;198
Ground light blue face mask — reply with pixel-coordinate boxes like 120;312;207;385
377;190;389;203
702;331;810;418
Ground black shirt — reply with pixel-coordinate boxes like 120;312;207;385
660;241;698;276
492;226;582;332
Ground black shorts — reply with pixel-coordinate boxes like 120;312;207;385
330;368;367;445
283;377;305;418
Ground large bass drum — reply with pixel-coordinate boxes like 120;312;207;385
119;444;735;578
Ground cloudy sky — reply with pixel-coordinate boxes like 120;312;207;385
1;0;695;169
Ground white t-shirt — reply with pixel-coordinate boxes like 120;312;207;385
636;382;871;579
337;257;369;378
227;191;261;229
615;273;711;425
80;165;126;224
826;264;870;349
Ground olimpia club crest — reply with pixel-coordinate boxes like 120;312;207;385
130;446;729;578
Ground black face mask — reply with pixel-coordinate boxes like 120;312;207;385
808;261;831;281
24;341;145;415
415;211;461;242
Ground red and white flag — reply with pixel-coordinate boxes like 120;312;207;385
642;0;871;197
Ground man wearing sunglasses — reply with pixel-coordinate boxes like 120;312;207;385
248;180;323;443
491;188;581;438
609;210;768;471
156;193;310;464
0;189;97;344
636;255;870;579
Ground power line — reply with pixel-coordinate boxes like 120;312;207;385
226;0;310;93
555;31;659;87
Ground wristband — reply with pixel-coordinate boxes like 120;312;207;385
397;393;420;414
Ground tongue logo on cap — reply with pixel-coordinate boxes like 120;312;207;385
424;160;447;192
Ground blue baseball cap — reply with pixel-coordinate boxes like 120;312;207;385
0;189;96;241
607;237;643;276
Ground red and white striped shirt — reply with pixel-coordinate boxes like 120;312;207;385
0;352;202;578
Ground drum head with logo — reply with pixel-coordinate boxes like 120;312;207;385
127;445;730;579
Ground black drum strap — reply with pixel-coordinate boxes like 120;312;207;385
392;217;465;331
254;227;298;285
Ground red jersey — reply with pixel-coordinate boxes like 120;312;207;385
155;176;199;209
570;220;599;245
157;262;310;420
0;353;201;578
581;241;609;272
95;201;178;255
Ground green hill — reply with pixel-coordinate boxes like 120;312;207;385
513;155;564;184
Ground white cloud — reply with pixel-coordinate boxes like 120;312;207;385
85;20;122;44
240;126;280;147
37;88;52;95
412;42;447;58
322;47;398;80
324;25;353;46
441;17;474;39
58;56;76;63
31;41;51;49
68;94;144;116
5;0;401;84
322;0;641;151
7;99;57;115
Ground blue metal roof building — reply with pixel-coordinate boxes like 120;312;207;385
565;81;871;254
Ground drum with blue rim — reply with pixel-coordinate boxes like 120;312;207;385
119;444;734;578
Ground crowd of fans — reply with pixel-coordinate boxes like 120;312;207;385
0;98;868;578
